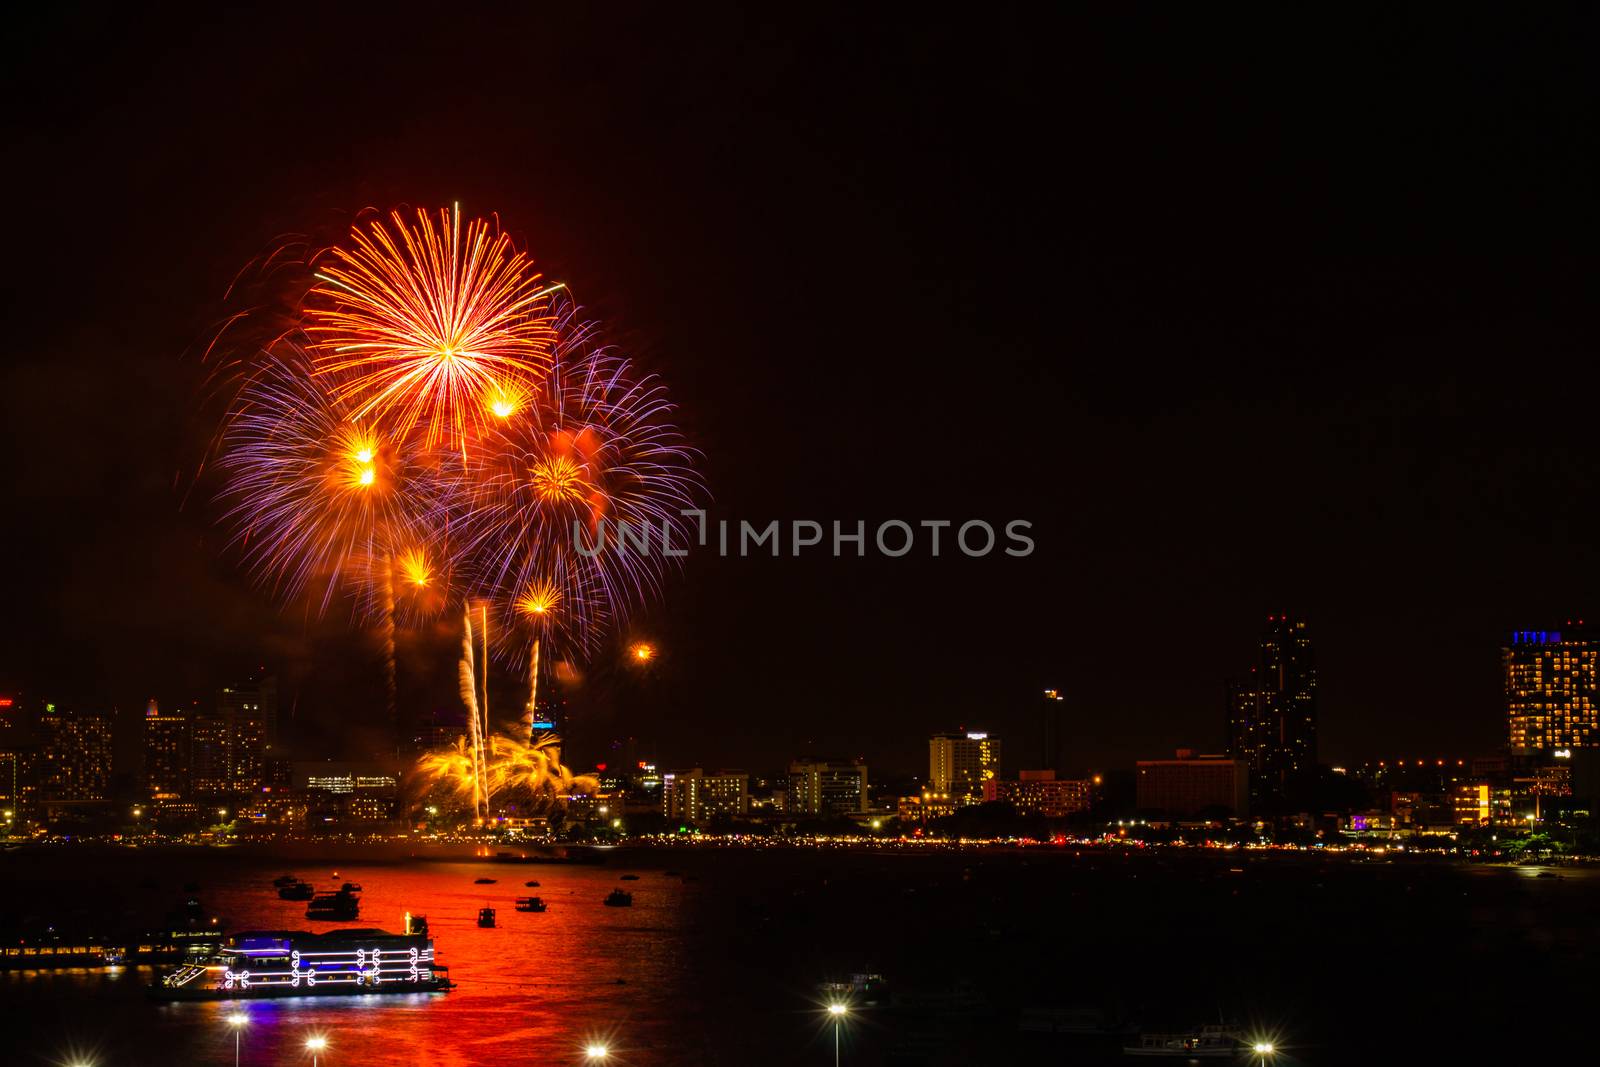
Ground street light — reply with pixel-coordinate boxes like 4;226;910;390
827;1003;848;1066
585;1044;609;1060
226;1012;248;1067
305;1035;328;1067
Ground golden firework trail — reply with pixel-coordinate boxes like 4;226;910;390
305;204;562;454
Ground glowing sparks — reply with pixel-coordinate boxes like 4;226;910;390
398;548;432;588
417;732;597;815
305;204;559;452
529;455;588;503
517;580;562;617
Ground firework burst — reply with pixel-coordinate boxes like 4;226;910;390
216;348;445;613
464;305;701;662
305;204;561;453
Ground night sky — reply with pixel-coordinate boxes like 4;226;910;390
3;8;1595;777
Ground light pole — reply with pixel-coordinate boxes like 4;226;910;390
585;1044;609;1061
306;1035;328;1067
226;1011;248;1067
1252;1041;1276;1067
828;1003;848;1066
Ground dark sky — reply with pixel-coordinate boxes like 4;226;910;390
2;7;1595;777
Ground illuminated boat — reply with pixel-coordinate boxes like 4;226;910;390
514;897;546;912
477;907;497;927
152;927;451;999
1123;1025;1243;1058
305;890;359;921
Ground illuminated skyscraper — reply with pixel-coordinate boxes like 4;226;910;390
193;676;275;797
661;768;749;824
143;699;190;802
787;758;869;817
1505;624;1597;753
929;731;1002;806
36;704;113;804
1226;615;1318;807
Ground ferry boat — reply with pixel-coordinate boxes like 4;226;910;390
153;927;450;1000
278;881;315;901
1123;1025;1243;1058
477;907;497;927
514;897;546;912
819;971;891;1007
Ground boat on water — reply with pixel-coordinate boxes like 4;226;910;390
473;878;497;885
603;889;633;907
278;882;315;901
477;907;497;928
1123;1025;1244;1058
271;875;300;888
514;897;546;913
152;926;450;1000
305;889;359;921
523;881;540;888
818;972;891;1007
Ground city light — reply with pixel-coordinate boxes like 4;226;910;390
585;1044;609;1059
827;1003;849;1066
227;1012;248;1067
306;1034;328;1065
1253;1041;1274;1053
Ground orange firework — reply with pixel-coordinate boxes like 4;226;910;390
305;204;561;452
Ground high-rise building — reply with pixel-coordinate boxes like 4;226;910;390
983;769;1095;817
193;677;275;798
929;731;1002;806
36;704;113;804
1504;624;1597;753
143;699;190;802
787;758;869;818
1226;615;1317;806
661;768;749;824
1136;750;1249;817
1039;689;1066;775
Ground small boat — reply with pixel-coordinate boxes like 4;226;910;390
515;897;546;913
271;874;300;888
477;907;497;928
819;972;891;1007
603;890;633;908
1123;1025;1243;1058
619;874;639;881
473;878;497;885
523;881;540;888
278;881;315;901
305;890;360;921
